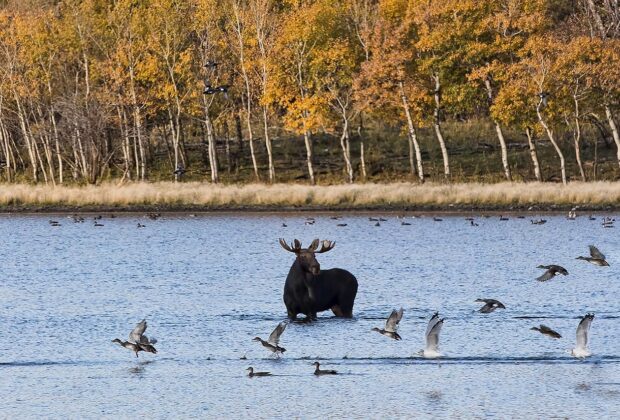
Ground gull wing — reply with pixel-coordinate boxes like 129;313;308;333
589;245;605;260
385;308;404;333
268;322;287;346
575;314;594;350
536;269;555;282
425;319;444;352
425;312;440;338
129;319;147;343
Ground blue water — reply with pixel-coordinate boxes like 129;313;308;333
0;213;619;418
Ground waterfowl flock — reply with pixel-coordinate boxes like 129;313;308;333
76;210;608;378
251;212;606;376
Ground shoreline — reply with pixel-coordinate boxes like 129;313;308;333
1;203;619;215
1;181;620;214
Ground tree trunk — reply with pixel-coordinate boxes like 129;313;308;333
525;127;542;182
35;106;55;185
340;118;354;183
571;96;586;181
263;106;275;183
399;81;424;182
233;4;260;181
484;77;511;181
246;114;259;181
432;74;450;179
605;104;620;169
131;98;145;181
357;125;367;180
33;137;49;185
536;101;566;184
224;121;231;174
50;108;62;184
117;105;131;182
303;128;315;185
15;97;38;182
0;114;11;181
168;109;180;182
0;95;12;181
203;97;219;183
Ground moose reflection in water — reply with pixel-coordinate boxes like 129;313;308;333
279;238;358;321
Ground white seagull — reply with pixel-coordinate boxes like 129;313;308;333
420;312;444;358
571;313;594;358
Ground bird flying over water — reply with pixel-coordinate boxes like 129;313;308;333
253;322;287;356
536;265;569;282
475;298;506;313
112;319;158;357
530;324;562;339
571;313;594;358
372;308;404;340
129;319;158;346
420;312;444;358
576;245;609;266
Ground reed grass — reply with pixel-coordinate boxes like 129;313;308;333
0;181;619;209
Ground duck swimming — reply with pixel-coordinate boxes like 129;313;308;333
313;361;337;375
530;219;547;225
246;367;272;377
253;322;287;356
372;308;404;340
576;245;609;266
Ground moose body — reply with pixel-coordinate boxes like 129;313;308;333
280;238;358;320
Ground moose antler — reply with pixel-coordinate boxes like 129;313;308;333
279;238;302;253
315;239;336;253
308;238;320;251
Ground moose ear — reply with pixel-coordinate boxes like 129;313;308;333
293;239;301;250
308;238;320;251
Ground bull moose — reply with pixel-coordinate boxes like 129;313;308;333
279;238;358;320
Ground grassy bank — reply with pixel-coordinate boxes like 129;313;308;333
1;181;620;212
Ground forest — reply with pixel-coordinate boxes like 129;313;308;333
0;0;619;186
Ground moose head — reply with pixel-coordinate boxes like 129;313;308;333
279;238;336;276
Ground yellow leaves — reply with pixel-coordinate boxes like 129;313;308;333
280;95;329;134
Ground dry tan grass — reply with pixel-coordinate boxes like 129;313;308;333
0;181;619;208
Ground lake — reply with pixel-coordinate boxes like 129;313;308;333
0;212;619;418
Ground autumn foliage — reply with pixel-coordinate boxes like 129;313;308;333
0;0;618;185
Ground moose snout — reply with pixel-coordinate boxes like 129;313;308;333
310;263;321;276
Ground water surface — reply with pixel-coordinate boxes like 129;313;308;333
1;213;619;418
